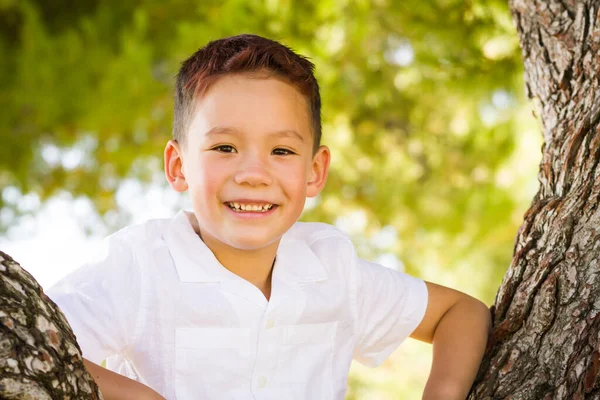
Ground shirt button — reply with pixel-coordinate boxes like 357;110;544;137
265;319;274;329
258;376;267;388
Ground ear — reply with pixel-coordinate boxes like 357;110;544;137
307;145;330;198
164;140;188;192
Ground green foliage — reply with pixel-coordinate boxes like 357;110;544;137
0;1;539;397
0;0;535;300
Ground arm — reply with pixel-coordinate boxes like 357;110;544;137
410;281;491;400
83;358;165;400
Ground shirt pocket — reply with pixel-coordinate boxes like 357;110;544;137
175;327;253;400
275;321;338;397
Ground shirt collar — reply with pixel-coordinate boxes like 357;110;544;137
164;210;328;283
274;235;328;283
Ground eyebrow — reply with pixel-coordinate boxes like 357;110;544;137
205;126;305;142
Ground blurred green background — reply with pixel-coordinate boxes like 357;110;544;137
0;0;541;398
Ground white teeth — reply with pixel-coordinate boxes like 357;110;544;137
227;202;273;212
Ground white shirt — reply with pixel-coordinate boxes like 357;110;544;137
48;210;428;400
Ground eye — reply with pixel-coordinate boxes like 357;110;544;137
272;148;295;156
212;145;237;153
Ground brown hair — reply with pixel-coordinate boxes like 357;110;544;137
173;34;322;152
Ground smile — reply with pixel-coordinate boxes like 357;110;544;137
225;202;275;212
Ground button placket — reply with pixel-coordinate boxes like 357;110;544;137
251;298;283;395
251;332;276;394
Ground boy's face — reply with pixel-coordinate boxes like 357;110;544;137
165;74;330;252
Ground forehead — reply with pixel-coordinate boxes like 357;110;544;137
187;74;312;142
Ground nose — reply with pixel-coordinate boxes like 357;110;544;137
233;164;274;187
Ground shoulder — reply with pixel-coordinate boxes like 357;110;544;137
283;222;358;268
285;221;353;245
108;217;172;247
75;216;173;271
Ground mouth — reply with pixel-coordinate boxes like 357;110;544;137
224;201;276;213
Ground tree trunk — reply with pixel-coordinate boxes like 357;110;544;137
0;251;103;399
470;0;600;399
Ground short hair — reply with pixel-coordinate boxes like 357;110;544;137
173;34;322;153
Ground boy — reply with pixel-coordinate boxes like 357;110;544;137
48;34;491;399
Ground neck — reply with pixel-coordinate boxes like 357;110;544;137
186;212;277;299
208;237;278;300
211;238;278;287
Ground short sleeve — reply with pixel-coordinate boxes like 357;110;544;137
46;234;142;364
353;259;428;367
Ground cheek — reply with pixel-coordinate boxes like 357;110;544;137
186;158;226;197
279;162;309;195
198;169;225;198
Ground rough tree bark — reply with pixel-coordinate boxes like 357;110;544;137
470;0;600;399
0;251;103;399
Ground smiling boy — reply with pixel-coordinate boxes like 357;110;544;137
48;34;491;399
165;74;323;300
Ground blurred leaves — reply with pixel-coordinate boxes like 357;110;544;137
0;0;542;397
